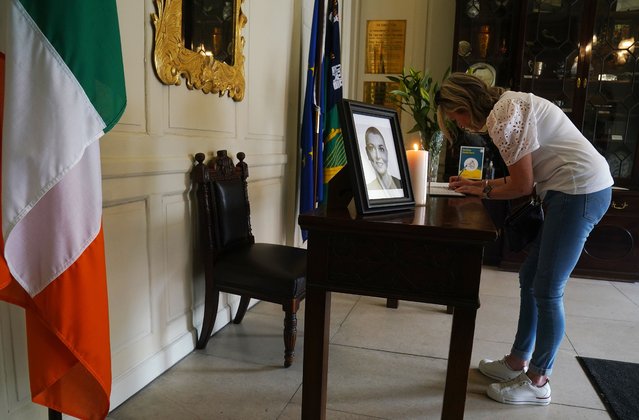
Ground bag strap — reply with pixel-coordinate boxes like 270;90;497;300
507;185;540;213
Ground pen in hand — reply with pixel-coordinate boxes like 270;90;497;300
448;169;465;189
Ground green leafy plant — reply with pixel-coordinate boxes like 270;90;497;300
387;67;449;152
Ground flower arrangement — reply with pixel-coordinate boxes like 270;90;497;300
386;67;449;153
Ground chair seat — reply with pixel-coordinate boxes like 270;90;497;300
215;243;306;298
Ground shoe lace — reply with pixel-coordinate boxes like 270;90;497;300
500;374;529;390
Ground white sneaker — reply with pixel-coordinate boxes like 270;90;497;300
486;372;551;405
479;356;526;381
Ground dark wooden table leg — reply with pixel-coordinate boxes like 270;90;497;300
301;285;331;420
441;306;477;420
386;298;398;308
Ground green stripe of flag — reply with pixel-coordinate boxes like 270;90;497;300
19;0;126;132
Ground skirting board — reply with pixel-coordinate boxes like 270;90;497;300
108;298;258;411
109;329;196;411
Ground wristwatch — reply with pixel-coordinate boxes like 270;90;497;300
482;183;493;199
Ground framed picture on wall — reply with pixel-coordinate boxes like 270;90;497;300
337;99;414;215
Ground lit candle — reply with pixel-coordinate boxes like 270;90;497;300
405;143;429;206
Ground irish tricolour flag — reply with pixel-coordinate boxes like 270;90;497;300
0;0;126;418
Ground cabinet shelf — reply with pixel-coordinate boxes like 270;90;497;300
592;79;635;85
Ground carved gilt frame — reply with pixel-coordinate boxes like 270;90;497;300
152;0;247;100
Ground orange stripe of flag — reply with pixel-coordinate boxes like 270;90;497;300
0;49;111;420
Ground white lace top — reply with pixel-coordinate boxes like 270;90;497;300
486;91;613;197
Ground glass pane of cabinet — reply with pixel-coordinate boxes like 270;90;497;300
584;0;639;185
519;0;586;116
453;0;639;187
453;0;521;88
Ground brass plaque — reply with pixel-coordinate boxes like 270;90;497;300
366;20;406;74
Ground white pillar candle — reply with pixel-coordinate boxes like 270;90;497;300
405;144;429;206
412;205;427;225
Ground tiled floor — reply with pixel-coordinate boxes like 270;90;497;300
109;266;639;419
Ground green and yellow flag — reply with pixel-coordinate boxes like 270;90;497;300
322;0;346;196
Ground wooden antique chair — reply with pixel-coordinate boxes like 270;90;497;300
190;150;306;367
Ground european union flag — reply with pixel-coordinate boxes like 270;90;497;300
300;0;324;240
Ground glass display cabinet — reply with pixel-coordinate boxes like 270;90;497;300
450;0;639;280
518;0;639;188
583;0;638;187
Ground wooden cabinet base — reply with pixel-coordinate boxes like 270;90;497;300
499;190;639;282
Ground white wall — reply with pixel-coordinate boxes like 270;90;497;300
0;1;455;418
103;0;304;409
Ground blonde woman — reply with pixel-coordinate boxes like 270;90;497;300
436;73;612;406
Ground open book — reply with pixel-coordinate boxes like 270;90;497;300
428;182;465;197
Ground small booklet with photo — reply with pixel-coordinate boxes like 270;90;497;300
458;146;485;180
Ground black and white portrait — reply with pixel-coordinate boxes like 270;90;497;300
353;113;404;200
338;99;414;215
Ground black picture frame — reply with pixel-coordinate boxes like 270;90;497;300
337;99;415;215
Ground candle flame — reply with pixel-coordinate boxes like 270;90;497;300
413;143;418;151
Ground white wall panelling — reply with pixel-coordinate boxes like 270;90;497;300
113;0;146;132
0;304;46;419
246;0;293;141
103;199;154;371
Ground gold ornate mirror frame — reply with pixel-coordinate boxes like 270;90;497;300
152;0;247;100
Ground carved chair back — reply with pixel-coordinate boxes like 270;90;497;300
191;150;254;257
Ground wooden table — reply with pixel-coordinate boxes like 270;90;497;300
298;196;497;420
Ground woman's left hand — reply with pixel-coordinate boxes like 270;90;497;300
452;184;483;196
448;176;482;196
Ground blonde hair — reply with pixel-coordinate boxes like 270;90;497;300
436;72;505;142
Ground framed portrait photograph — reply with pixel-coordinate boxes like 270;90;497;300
337;99;415;215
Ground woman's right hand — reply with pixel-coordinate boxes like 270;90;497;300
448;176;474;189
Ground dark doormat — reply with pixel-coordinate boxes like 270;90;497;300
577;356;639;420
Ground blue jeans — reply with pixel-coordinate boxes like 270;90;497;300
510;187;611;377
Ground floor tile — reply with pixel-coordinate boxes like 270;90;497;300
479;266;521;299
612;280;639;307
197;310;305;369
566;315;639;363
111;352;301;420
110;266;634;420
564;277;639;321
296;344;448;419
278;403;385;420
330;296;453;358
462;392;610;420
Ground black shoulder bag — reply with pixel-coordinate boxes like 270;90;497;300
503;196;544;252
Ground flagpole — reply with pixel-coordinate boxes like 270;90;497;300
312;0;326;208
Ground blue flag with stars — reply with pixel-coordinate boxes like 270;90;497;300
299;0;324;240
